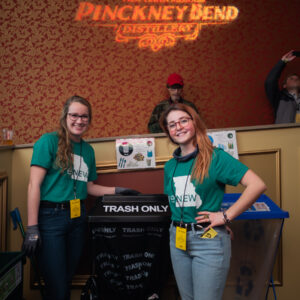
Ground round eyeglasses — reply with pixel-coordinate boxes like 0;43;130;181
68;113;89;122
167;117;192;131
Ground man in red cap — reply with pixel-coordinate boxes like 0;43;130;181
148;73;199;133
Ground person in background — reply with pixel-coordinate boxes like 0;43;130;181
160;103;266;300
148;73;199;133
22;95;137;300
265;50;300;123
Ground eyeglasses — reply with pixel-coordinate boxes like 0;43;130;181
68;113;89;122
167;117;192;131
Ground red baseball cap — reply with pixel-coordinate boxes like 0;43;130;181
167;73;184;87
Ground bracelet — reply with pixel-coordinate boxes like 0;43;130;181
222;210;231;224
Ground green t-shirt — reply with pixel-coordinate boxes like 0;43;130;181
164;148;248;223
31;132;97;202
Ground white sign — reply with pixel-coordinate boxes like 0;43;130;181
207;130;239;159
116;138;156;169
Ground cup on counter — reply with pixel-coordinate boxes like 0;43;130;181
2;128;14;145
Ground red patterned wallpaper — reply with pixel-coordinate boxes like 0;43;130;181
1;0;300;145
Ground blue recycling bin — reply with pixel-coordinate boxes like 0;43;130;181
222;194;289;300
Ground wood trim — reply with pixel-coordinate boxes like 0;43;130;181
0;173;8;251
96;156;172;174
239;148;281;207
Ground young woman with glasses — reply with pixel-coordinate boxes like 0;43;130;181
160;103;266;300
23;95;137;300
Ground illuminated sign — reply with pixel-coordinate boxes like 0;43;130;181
75;0;239;51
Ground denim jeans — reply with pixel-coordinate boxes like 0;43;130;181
37;205;87;300
169;223;231;300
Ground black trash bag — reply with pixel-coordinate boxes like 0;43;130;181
81;275;100;300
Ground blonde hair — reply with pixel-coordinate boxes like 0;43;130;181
56;95;92;172
160;103;213;183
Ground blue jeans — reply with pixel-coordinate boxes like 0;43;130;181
37;205;87;300
169;223;231;300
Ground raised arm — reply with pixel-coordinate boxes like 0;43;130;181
264;50;296;110
281;50;297;63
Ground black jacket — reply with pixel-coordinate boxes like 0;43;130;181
265;60;298;124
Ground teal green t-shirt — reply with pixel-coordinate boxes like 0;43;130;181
164;148;248;223
31;132;98;202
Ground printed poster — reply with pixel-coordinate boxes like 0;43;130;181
116;138;155;170
207;130;239;159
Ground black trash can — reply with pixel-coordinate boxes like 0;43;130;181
87;194;171;300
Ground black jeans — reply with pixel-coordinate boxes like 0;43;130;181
37;205;87;300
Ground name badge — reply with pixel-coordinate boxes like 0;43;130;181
201;228;218;239
175;226;187;251
70;199;81;219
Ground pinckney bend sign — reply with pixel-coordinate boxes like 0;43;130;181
75;0;239;51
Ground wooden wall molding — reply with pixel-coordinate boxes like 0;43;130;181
0;172;8;251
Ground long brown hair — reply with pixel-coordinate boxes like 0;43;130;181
160;103;213;183
56;95;92;172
